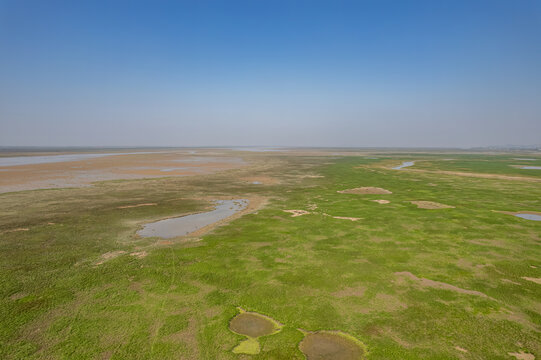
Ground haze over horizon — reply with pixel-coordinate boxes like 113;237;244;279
1;0;540;148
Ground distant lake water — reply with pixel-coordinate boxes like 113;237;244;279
0;152;163;167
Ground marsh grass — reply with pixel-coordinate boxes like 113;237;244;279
0;153;540;359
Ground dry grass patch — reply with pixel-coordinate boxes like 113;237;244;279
95;251;127;265
410;201;454;209
1;227;29;234
404;168;541;182
338;187;392;195
117;203;157;209
395;271;490;299
241;176;278;185
332;286;366;298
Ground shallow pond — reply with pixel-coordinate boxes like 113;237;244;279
229;309;282;355
392;161;415;170
299;331;366;359
514;213;541;221
137;199;248;238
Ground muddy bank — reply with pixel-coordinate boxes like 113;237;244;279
299;331;366;360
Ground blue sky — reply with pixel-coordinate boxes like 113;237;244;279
1;0;539;147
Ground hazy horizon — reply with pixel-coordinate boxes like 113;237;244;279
1;1;540;148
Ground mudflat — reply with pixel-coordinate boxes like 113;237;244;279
0;150;246;193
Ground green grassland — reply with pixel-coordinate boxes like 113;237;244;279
1;152;540;359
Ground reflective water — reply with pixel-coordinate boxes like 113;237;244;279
0;152;163;167
392;161;415;170
514;213;541;221
137;199;249;238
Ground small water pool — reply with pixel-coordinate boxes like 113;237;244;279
137;199;249;238
392;161;415;170
514;213;541;221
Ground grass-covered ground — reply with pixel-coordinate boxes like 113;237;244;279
1;151;540;359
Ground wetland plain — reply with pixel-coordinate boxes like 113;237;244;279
0;148;540;359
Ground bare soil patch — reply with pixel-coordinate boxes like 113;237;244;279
372;200;390;204
455;346;468;353
283;209;310;217
338;187;392;195
9;292;27;301
332;216;361;221
299;331;366;360
322;213;361;221
508;351;535;360
130;251;147;259
395;271;490;299
410;201;454;209
2;227;29;234
521;277;541;285
117;203;157;209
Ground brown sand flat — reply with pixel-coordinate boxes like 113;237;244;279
410;201;454;209
0;151;247;193
338;187;392;195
